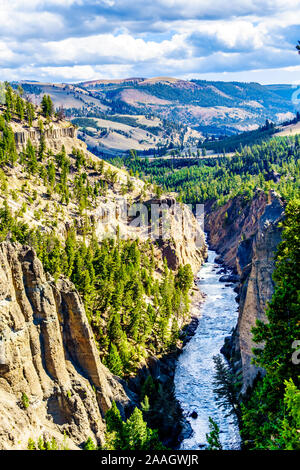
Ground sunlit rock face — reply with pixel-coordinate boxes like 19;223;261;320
0;241;130;450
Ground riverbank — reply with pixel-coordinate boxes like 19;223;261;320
180;285;207;346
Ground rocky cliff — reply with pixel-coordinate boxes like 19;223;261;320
11;119;77;153
205;190;270;270
5;118;207;275
144;195;207;273
236;195;284;391
0;241;131;450
0;115;207;449
206;191;284;392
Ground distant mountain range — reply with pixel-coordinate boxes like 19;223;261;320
82;77;296;130
15;77;297;154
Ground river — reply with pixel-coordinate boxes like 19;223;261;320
174;248;241;450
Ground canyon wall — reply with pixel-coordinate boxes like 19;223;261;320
205;190;269;270
0;241;132;450
206;190;284;392
0;117;207;449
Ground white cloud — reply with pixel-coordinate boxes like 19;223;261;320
0;0;299;82
42;33;185;64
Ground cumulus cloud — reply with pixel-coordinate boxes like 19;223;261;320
187;21;264;56
0;0;300;82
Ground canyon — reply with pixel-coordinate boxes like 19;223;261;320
0;95;294;450
0;115;207;449
206;190;285;392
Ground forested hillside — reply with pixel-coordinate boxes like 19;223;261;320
112;137;300;206
16;77;295;144
116;131;300;450
0;84;206;450
80;77;293;131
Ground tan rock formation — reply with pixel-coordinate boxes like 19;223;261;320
141;196;207;273
11;120;78;154
205;190;269;269
0;241;130;450
0;114;207;450
6;118;207;277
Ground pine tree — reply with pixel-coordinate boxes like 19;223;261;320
47;161;56;187
105;343;123;376
26;102;35;127
122;408;148;450
105;401;123;434
104;400;124;450
141;395;150;413
141;375;156;401
16;95;24;121
65;228;76;277
25;139;38;174
41;95;54;118
75;148;85;170
175;265;192;294
37;436;45;450
212;354;239;420
38;133;46;160
27;438;36;450
107;313;123;345
83;437;97;450
272;379;300;450
206;417;222;450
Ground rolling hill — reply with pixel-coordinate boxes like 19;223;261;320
14;77;296;155
80;77;295;131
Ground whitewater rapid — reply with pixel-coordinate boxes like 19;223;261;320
174;248;241;450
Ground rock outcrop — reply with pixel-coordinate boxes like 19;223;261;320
206;191;284;391
144;196;207;273
205;190;270;270
11;120;77;153
236;194;284;391
0;241;131;450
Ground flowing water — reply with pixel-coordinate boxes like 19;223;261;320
174;248;241;450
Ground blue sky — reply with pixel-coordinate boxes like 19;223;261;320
0;0;300;84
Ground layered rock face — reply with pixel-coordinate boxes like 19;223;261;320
0;242;130;450
236;195;284;391
206;191;284;391
0;117;207;450
11;121;77;153
66;195;206;275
